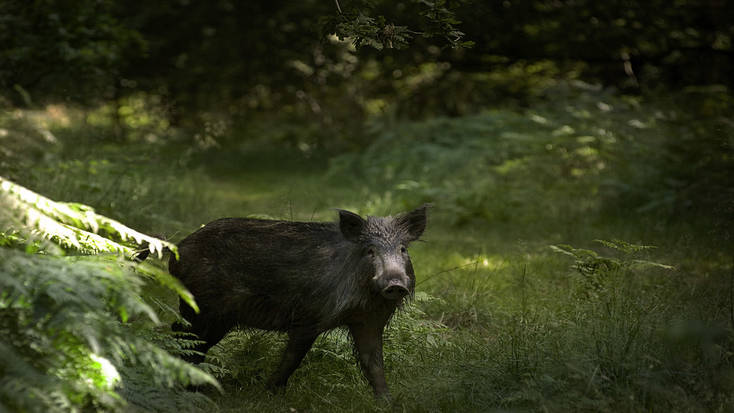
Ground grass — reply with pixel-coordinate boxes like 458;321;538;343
2;92;732;411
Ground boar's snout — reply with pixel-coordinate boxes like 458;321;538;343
381;278;410;300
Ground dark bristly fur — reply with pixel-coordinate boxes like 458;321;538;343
148;205;429;398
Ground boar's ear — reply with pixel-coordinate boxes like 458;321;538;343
398;204;429;242
338;209;366;242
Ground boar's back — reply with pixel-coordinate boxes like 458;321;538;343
169;218;347;331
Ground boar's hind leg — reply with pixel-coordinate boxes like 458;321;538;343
173;299;231;364
266;331;319;391
349;323;390;398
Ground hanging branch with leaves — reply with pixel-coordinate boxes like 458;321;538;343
327;0;473;50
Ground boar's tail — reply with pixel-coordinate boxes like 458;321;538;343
133;234;170;262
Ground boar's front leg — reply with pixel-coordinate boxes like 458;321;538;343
267;331;319;391
349;323;390;398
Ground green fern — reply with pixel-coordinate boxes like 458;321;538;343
0;248;219;412
0;175;177;259
550;240;673;299
0;177;217;412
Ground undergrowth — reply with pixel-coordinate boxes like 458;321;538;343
0;177;217;412
1;85;732;411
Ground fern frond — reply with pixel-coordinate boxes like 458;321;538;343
0;243;217;412
126;259;199;313
0;176;177;258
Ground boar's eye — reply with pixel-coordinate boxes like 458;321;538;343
400;246;407;254
366;247;376;257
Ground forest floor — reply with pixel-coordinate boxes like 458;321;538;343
188;150;732;413
3;89;732;411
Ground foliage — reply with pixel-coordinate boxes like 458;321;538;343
0;0;469;117
550;239;673;298
327;0;470;50
450;0;734;88
540;240;731;411
331;11;415;51
0;0;143;106
0;248;218;412
0;175;199;310
3;0;731;128
0;176;175;257
328;82;734;233
0;176;219;411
